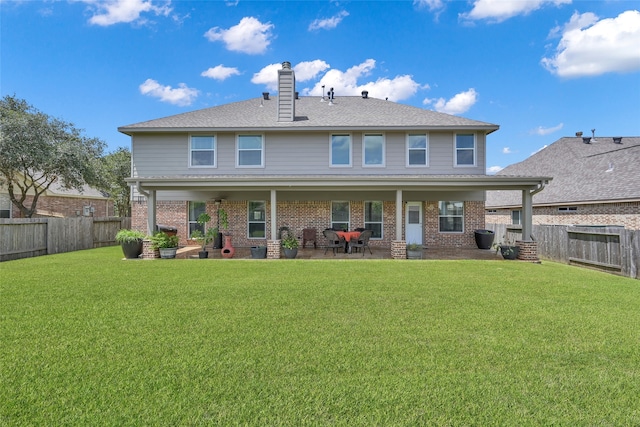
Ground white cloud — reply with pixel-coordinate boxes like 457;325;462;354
201;65;241;81
139;78;198;106
252;59;423;101
251;60;330;92
302;59;423;101
461;0;571;23
308;10;349;31
502;147;512;154
487;165;503;174
204;17;274;54
424;88;478;115
413;0;445;12
542;10;640;77
75;0;172;26
530;122;564;135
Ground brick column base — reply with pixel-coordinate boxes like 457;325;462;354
391;240;407;260
267;240;281;259
142;239;159;259
516;240;539;262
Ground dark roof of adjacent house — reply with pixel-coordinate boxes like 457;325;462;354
119;96;499;133
486;136;640;208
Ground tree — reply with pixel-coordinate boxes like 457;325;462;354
0;95;105;218
98;147;132;217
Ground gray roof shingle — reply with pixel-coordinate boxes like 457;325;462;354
119;96;499;132
486;136;640;207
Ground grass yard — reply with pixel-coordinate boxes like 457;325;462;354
1;246;639;426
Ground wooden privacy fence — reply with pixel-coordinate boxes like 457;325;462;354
0;217;131;262
488;223;639;280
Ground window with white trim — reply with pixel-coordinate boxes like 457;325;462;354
439;201;464;233
188;202;206;238
190;136;215;167
363;134;384;166
330;134;351;166
237;134;264;167
248;201;266;238
364;201;383;239
455;133;475;166
407;134;428;166
331;201;350;231
511;210;521;225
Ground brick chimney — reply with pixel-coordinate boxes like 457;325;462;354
277;61;295;122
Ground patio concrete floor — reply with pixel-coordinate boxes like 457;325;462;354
178;245;502;260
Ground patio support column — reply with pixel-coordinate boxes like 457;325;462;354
521;189;533;242
147;190;156;236
267;189;281;259
392;190;406;259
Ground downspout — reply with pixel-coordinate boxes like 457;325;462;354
135;182;155;235
522;180;549;241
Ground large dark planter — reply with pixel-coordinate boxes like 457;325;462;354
198;251;209;259
251;246;267;259
283;248;298;259
474;229;495;250
121;240;143;259
500;245;519;260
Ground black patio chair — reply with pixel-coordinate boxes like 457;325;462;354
323;229;345;255
349;229;373;256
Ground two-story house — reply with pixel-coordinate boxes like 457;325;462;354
119;61;550;259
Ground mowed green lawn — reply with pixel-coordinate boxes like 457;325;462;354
1;246;639;426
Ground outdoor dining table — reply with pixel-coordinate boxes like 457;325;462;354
335;231;361;253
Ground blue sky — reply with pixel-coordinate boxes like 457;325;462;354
2;0;639;173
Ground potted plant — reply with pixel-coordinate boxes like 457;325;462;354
494;239;519;260
250;246;267;259
474;229;495;250
406;242;423;259
115;229;146;259
281;232;299;259
191;213;218;258
149;231;179;259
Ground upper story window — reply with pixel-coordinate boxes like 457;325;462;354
363;134;384;167
190;135;215;167
455;133;476;166
330;134;351;167
407;134;428;166
237;134;264;167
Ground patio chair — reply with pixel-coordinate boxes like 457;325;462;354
349;229;373;256
323;229;345;255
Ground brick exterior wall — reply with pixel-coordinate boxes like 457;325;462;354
9;195;114;218
487;201;640;230
133;198;487;248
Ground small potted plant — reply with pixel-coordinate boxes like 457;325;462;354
115;229;146;259
281;232;299;259
494;238;519;260
191;213;218;258
149;231;179;259
406;242;423;259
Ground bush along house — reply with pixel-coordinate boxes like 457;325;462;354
119;61;551;260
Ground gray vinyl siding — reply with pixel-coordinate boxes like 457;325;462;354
131;130;486;177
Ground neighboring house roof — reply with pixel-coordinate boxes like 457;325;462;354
119;96;499;133
486;136;640;208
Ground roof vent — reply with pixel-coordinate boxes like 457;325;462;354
282;61;291;70
582;137;591;144
262;92;269;100
591;128;597;142
613;137;623;144
361;90;369;99
575;131;583;137
295;91;299;100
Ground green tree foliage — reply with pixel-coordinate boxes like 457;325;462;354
0;95;105;218
98;147;132;217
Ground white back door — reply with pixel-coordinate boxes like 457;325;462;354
405;202;423;245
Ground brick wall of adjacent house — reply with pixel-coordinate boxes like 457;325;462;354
133;199;486;248
487;201;640;230
10;195;113;218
